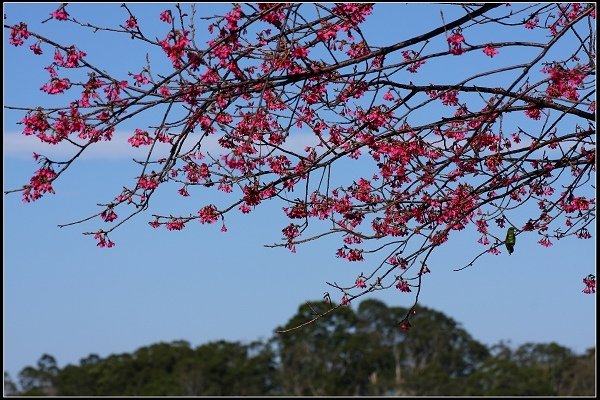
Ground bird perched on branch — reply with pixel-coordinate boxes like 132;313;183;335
505;227;516;255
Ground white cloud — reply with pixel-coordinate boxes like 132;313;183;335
3;130;320;161
4;131;149;160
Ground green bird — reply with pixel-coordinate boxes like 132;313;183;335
505;227;516;255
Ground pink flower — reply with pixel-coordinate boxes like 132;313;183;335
166;218;185;231
542;64;587;101
383;91;395;101
447;31;464;45
212;43;232;59
524;17;538;29
355;277;367;289
198;205;219;224
138;175;160;190
63;46;86;68
577;228;592;240
488;246;501;255
45;65;57;77
282;223;300;241
317;22;339;41
178;186;190;197
160;30;190;68
218;180;233;193
53;49;64;65
40;78;71;95
582;274;595;294
159;85;171;97
22;167;57;202
239;204;252;214
524;106;542;120
400;321;411;331
402;50;425;72
125;17;138;29
331;3;373;31
22;111;50;136
285;203;308;219
128;129;153;147
29;43;43;55
94;232;115;248
336;247;364;262
341;295;351;305
292;46;309;59
101;209;118;222
483;44;498;57
159;10;172;24
243;185;261;206
450;45;464;55
224;5;242;31
561;195;593;213
447;30;465;55
538;237;553;247
50;7;69;21
258;3;286;28
133;71;149;86
346;41;370;58
395;279;411;292
440;90;459;106
104;80;128;102
9;22;29;46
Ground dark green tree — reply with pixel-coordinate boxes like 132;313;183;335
356;300;490;395
275;300;491;396
557;347;595;396
176;340;278;396
465;342;555;396
400;306;490;395
355;299;402;395
18;354;59;396
275;301;372;396
513;342;575;394
4;372;19;396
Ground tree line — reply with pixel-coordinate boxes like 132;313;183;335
5;299;595;396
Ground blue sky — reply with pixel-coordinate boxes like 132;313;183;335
4;3;596;382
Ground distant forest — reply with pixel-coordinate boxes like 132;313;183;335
4;300;595;396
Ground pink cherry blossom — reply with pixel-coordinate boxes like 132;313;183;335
50;7;69;21
483;44;498;57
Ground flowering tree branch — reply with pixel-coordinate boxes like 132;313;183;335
5;3;596;330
